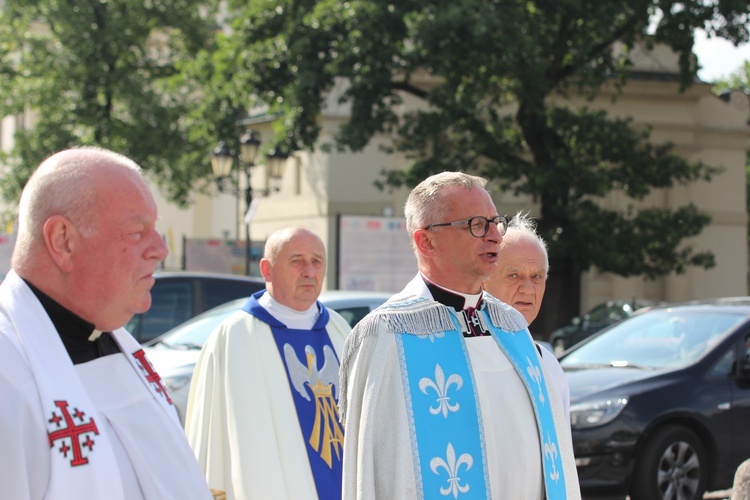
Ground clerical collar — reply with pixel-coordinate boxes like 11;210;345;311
23;279;122;364
258;291;320;330
422;275;483;311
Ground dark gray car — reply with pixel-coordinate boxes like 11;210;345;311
126;272;266;343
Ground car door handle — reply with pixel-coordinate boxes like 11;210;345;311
717;402;731;411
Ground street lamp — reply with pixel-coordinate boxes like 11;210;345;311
210;131;288;275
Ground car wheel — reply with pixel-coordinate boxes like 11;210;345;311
552;339;566;357
630;424;707;500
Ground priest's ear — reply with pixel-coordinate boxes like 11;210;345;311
259;257;272;282
413;228;437;259
43;215;79;272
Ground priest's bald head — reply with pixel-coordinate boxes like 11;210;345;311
260;226;326;311
12;147;169;332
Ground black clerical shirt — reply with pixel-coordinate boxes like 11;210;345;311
424;279;489;337
24;280;122;364
425;277;545;355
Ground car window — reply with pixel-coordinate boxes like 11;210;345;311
707;347;735;379
584;304;607;322
333;306;372;327
562;310;745;369
129;280;192;343
202;280;264;311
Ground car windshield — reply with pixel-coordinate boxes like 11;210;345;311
156;300;243;348
560;309;744;370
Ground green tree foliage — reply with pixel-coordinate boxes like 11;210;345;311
197;0;748;333
0;0;219;206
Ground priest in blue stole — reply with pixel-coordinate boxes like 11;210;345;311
186;227;352;500
339;172;580;499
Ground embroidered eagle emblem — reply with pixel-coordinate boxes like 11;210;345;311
284;344;344;467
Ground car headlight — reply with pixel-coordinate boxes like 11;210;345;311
570;397;628;429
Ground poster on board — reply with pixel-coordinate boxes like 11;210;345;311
338;215;417;292
183;238;263;277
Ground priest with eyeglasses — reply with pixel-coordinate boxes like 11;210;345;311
339;171;580;499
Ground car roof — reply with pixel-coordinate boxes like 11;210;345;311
318;289;392;301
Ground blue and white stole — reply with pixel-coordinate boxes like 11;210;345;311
391;295;566;499
242;292;343;500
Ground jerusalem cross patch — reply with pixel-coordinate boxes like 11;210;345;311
47;400;99;466
132;349;173;404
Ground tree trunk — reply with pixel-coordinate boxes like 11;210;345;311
532;255;581;341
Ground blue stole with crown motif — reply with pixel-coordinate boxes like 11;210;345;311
393;296;566;499
242;292;343;500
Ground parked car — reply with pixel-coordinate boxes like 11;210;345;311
559;298;750;499
144;290;392;423
125;271;266;343
549;299;660;356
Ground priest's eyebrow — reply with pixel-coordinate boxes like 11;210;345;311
289;251;326;262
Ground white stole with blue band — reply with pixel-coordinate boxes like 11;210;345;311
356;294;567;499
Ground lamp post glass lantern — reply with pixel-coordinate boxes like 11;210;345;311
210;132;289;276
210;142;234;180
266;149;287;191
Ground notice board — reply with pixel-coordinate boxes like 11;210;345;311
337;215;417;292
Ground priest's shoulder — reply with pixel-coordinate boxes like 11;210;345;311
351;294;453;338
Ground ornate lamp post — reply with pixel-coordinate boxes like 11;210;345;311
210;131;288;275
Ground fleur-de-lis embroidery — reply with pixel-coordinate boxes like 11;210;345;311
543;432;560;481
525;356;545;404
430;442;473;498
419;364;463;418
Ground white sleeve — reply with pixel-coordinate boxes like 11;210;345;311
538;343;571;424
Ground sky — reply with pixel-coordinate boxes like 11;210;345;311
693;30;750;83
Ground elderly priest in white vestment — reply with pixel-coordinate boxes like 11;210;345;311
185;226;352;499
339;172;581;499
0;147;214;500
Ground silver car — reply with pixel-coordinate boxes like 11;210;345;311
143;290;392;423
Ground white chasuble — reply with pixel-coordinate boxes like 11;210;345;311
338;274;580;500
185;294;351;500
0;271;214;500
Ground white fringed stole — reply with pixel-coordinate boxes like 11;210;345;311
339;295;567;499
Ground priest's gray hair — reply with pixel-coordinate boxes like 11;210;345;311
13;147;142;262
404;171;488;246
503;211;549;273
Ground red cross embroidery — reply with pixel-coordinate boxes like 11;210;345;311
47;400;99;466
132;349;172;404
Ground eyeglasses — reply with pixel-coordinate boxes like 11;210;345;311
424;215;508;238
